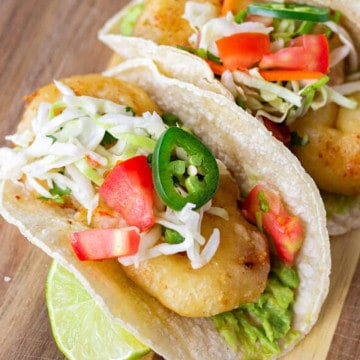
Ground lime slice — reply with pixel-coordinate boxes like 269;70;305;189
46;260;151;360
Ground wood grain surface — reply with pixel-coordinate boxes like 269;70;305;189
0;1;359;359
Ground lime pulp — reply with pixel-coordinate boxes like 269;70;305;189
46;260;150;360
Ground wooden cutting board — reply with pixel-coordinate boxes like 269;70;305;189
0;0;359;359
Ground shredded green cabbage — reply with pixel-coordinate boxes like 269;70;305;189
0;81;226;269
184;2;360;125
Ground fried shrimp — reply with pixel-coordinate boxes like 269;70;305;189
121;172;270;318
17;73;270;318
132;0;222;46
289;92;360;196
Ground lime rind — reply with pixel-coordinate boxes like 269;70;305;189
46;260;150;360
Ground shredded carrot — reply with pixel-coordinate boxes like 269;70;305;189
259;70;324;82
85;153;101;168
221;0;234;16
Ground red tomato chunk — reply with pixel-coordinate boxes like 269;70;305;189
99;155;155;232
71;228;140;261
259;34;329;74
242;184;304;265
216;32;271;71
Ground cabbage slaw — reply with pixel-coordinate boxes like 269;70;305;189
0;81;227;269
183;1;360;125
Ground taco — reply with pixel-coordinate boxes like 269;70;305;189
99;0;360;235
0;72;330;359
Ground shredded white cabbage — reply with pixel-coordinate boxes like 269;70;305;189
0;80;227;269
330;45;351;68
199;18;272;55
331;81;360;96
184;4;359;125
119;201;221;269
325;86;358;109
325;21;358;72
184;1;272;54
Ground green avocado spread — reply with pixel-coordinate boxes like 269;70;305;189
212;260;300;359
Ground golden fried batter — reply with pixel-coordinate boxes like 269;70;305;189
290;93;360;196
21;73;270;318
132;0;222;46
19;74;161;133
122;172;270;317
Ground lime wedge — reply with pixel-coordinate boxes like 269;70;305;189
46;260;151;360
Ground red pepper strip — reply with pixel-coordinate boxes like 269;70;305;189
259;70;324;81
216;32;271;71
99;155;155;232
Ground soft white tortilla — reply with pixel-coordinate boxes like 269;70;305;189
98;0;232;99
98;0;360;235
98;0;360;94
0;61;330;358
0;180;236;359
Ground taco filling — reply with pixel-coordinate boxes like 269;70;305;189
0;73;313;357
181;0;360;233
102;0;360;235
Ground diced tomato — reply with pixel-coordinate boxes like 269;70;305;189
262;118;292;147
71;228;140;261
216;32;271;71
99;155;155;232
262;212;304;265
242;184;304;265
259;34;329;74
243;184;282;224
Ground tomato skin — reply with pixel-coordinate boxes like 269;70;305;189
259;34;329;73
216;32;271;71
99;155;155;232
262;212;304;264
71;228;140;261
242;184;304;265
290;34;329;73
243;184;282;224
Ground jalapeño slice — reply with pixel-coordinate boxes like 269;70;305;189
152;127;219;211
247;2;331;22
